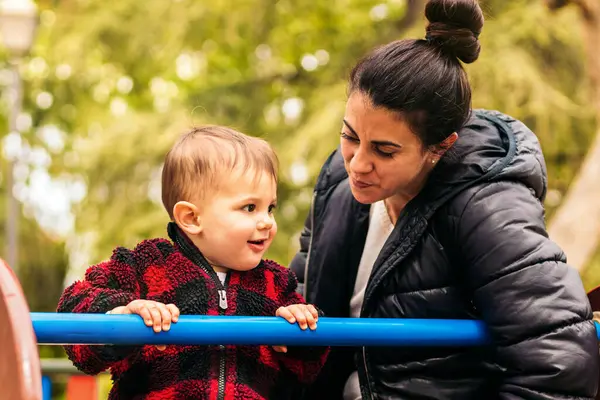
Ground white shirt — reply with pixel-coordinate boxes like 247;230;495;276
344;200;394;400
349;200;394;318
216;271;227;286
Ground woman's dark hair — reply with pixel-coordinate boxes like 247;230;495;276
348;0;484;147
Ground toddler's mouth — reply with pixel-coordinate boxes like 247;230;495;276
248;239;266;245
247;239;268;252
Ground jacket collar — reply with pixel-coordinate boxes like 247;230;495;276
167;222;228;290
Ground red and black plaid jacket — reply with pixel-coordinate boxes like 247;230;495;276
57;224;329;399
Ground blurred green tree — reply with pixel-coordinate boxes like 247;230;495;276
3;0;597;285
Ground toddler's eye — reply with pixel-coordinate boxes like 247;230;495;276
242;204;256;212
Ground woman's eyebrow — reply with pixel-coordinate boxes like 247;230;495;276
372;140;401;148
343;119;401;148
343;119;359;136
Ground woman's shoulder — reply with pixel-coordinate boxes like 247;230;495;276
444;180;543;223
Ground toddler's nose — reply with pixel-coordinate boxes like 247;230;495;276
257;215;274;230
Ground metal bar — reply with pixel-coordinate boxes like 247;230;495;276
30;313;600;347
34;312;490;346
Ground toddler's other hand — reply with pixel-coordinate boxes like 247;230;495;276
273;304;319;353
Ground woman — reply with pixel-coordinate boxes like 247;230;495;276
290;0;599;399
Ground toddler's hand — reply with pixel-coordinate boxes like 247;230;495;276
108;300;180;351
273;304;319;353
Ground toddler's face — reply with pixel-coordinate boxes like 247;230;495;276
195;168;278;271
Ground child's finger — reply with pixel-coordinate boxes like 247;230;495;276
137;305;154;327
276;307;296;324
155;303;173;331
147;305;163;332
307;304;319;320
166;304;180;322
304;308;317;330
291;307;308;330
272;345;287;353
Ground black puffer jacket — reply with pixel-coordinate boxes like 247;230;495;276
290;110;599;399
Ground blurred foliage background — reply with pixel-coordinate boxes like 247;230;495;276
1;0;600;397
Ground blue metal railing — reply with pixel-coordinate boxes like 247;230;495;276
31;312;600;347
32;313;600;400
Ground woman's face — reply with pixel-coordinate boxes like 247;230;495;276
340;91;440;205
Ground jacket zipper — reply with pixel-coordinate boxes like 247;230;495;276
303;191;316;299
304;192;373;397
217;301;226;400
216;274;228;400
357;204;425;399
168;226;228;400
360;265;374;399
304;192;373;398
361;347;374;399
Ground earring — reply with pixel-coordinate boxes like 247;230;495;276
431;159;436;164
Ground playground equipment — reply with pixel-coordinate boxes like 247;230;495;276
1;258;600;399
32;312;494;347
0;259;42;400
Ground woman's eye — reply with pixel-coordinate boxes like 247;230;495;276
243;204;256;212
340;132;359;142
375;147;394;158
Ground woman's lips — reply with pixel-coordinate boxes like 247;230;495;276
351;177;373;189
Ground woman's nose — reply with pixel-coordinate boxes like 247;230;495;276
349;148;373;175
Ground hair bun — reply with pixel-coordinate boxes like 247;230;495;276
424;0;484;64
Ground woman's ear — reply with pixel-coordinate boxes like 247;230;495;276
173;201;202;235
431;132;458;159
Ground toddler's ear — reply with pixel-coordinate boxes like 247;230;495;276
173;201;202;235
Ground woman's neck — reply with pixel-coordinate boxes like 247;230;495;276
383;196;409;225
384;187;424;224
384;165;435;224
